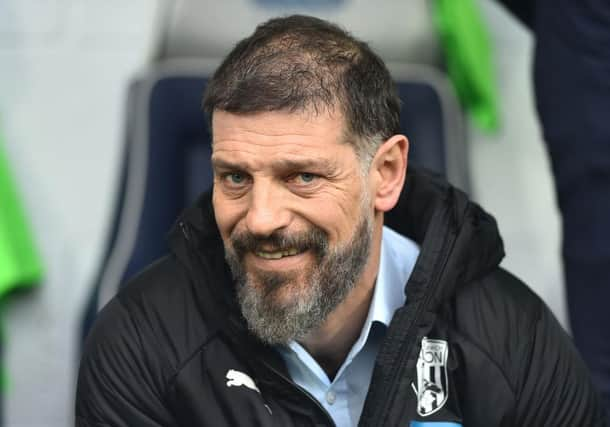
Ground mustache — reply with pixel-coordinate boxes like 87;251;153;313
230;227;329;259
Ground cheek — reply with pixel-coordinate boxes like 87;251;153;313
300;198;362;243
213;193;243;239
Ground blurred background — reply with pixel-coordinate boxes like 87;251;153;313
0;0;563;425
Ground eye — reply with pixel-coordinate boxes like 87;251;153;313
286;172;320;192
219;171;250;190
228;173;245;184
298;173;316;183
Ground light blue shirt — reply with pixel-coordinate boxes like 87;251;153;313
277;226;420;427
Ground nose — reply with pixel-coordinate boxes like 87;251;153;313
245;180;292;237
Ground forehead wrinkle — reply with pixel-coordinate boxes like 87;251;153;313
212;134;350;158
213;139;325;151
226;127;327;138
212;111;345;143
212;128;343;150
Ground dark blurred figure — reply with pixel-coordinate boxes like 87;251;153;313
500;0;610;417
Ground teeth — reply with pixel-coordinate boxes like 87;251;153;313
257;251;283;259
256;248;299;259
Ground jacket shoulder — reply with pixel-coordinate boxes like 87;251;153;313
453;268;606;425
451;268;543;391
76;256;213;426
455;268;544;339
119;255;214;366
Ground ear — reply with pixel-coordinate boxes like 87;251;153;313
370;134;409;213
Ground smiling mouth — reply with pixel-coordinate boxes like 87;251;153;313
255;248;302;259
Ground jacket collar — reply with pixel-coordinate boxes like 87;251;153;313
385;167;504;308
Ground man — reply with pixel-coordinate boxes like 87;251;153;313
76;15;606;426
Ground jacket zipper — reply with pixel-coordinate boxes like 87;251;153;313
179;221;191;241
260;359;337;427
368;205;457;426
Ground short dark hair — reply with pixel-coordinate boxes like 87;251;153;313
203;15;401;163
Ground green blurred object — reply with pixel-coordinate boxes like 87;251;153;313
433;0;500;131
0;131;43;297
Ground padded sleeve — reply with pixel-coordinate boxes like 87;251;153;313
75;298;176;427
514;301;607;426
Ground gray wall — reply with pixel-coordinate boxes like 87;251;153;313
0;1;161;425
0;1;565;425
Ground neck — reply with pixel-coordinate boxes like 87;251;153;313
298;220;383;380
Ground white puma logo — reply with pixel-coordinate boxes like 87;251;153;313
225;369;261;394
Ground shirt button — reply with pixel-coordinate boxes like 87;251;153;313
326;390;336;405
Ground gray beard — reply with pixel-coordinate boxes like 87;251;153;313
224;213;373;345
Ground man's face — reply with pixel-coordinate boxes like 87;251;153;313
211;110;376;344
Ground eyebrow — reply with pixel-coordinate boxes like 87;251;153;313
211;157;337;174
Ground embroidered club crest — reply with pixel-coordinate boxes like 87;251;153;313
415;337;449;417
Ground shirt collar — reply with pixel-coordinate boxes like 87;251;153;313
342;226;419;362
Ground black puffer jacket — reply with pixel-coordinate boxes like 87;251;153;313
76;168;606;426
